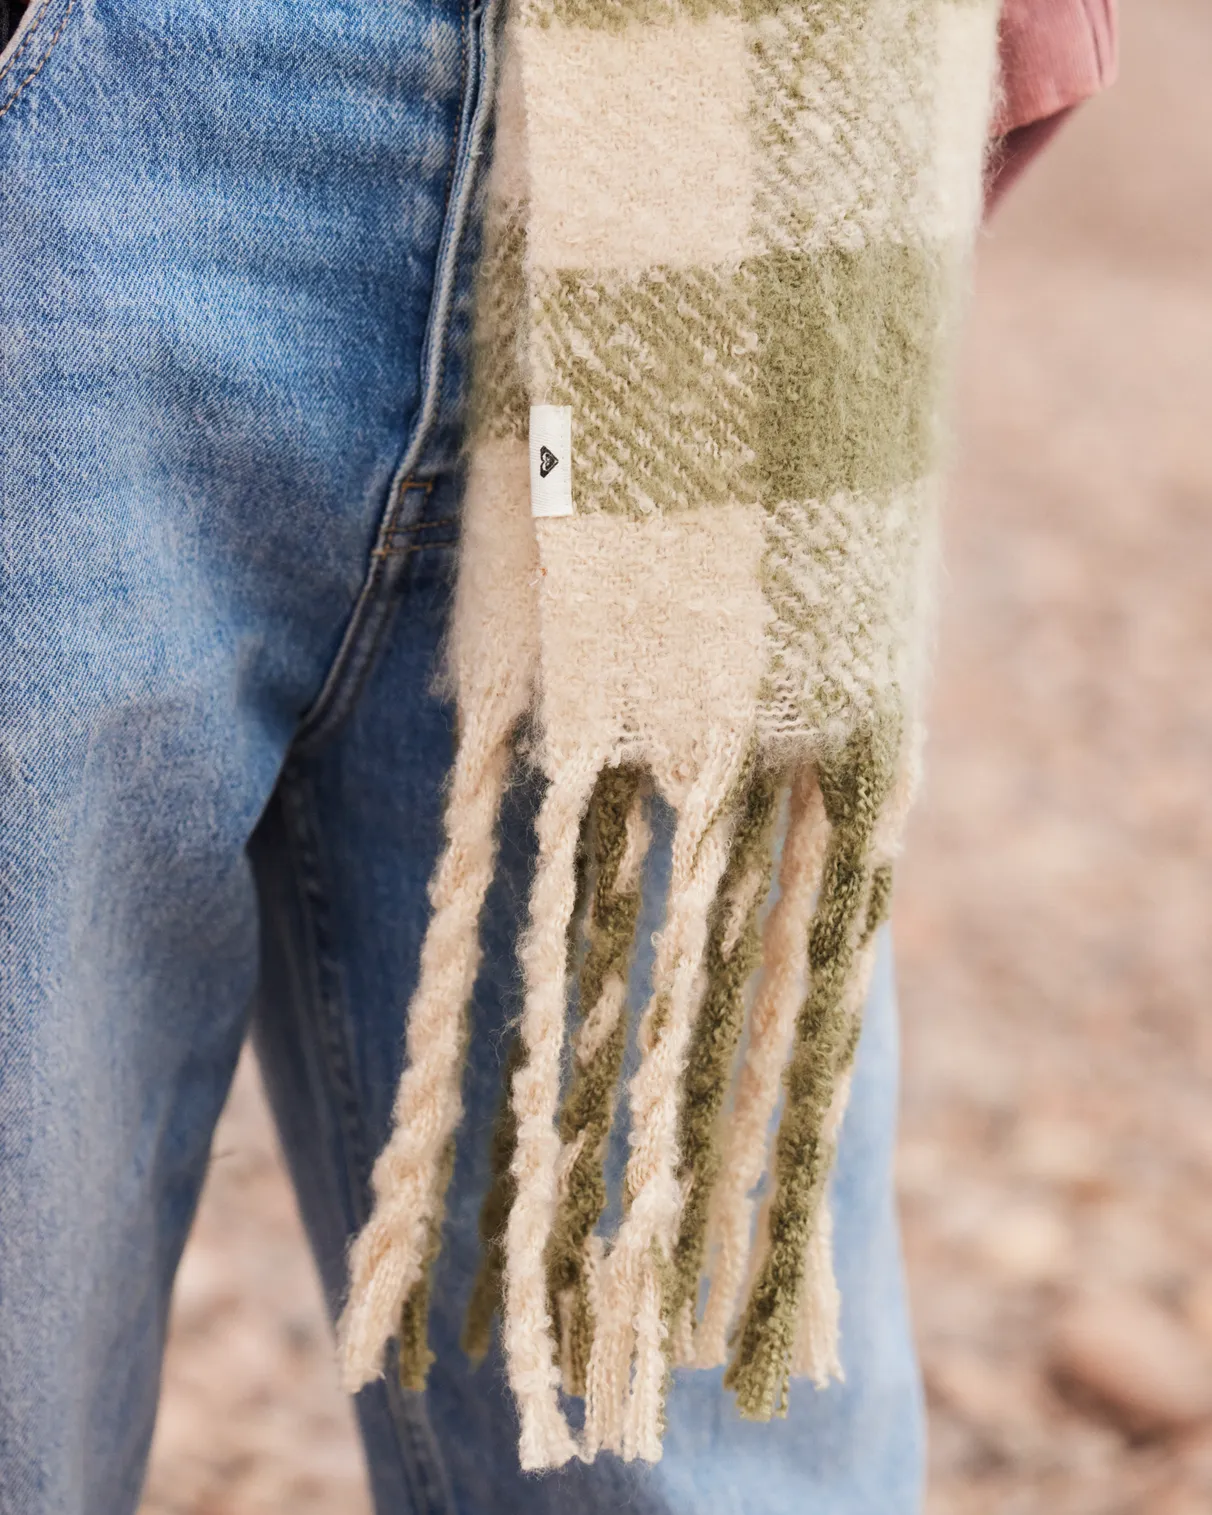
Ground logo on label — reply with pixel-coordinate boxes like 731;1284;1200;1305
530;405;573;517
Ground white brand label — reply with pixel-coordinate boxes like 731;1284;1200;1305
529;405;574;518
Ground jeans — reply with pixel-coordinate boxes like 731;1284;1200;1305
0;1;925;1511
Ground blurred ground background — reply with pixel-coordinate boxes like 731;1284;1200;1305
139;5;1212;1512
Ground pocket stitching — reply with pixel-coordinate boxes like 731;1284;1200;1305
0;0;55;88
0;0;77;121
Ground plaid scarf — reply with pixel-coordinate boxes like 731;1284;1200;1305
339;0;999;1469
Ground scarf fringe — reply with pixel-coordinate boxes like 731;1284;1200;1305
725;725;897;1420
666;768;780;1368
461;1029;524;1365
504;756;601;1469
695;767;828;1366
547;766;650;1396
581;736;746;1461
339;719;902;1467
336;701;518;1392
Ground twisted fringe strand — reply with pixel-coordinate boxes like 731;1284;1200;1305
667;769;780;1357
337;705;517;1391
725;722;897;1420
582;738;748;1461
547;767;649;1395
503;757;602;1469
696;769;828;1366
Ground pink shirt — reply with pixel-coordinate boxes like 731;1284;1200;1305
989;0;1119;207
997;0;1119;136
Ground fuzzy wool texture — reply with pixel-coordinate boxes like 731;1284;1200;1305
547;769;650;1396
338;0;1000;1470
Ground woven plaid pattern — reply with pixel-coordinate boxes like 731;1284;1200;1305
518;0;997;762
339;0;999;1472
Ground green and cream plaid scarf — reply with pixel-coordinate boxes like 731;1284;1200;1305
339;0;999;1469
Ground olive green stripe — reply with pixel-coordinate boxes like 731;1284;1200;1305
534;265;757;515
529;0;987;31
537;274;748;514
531;245;946;514
725;721;897;1419
398;1138;457;1390
752;244;949;502
546;765;646;1395
523;0;987;38
668;769;781;1324
541;315;726;517
461;1035;525;1364
528;0;736;34
862;862;893;946
468;206;529;443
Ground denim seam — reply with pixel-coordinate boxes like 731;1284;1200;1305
374;512;459;560
373;538;459;562
277;766;456;1515
0;0;55;85
291;481;431;758
278;769;375;1209
278;3;505;1502
380;515;458;540
380;541;457;559
292;0;493;755
0;0;77;118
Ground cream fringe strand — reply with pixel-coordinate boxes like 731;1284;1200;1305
582;735;748;1460
337;698;519;1391
503;753;602;1470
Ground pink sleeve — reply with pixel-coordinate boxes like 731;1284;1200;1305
995;0;1119;136
985;0;1118;211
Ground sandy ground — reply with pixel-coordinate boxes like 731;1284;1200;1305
139;6;1212;1512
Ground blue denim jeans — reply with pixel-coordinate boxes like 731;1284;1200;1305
0;2;925;1512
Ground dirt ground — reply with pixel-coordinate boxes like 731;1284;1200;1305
139;6;1212;1512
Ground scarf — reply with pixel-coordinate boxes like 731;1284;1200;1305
337;0;1000;1470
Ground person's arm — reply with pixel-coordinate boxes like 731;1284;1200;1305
987;0;1119;209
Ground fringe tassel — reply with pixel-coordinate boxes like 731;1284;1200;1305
461;1033;524;1365
728;861;894;1389
785;859;894;1383
398;1139;456;1389
503;756;602;1470
337;704;517;1391
725;722;897;1420
462;785;599;1366
789;1192;841;1385
582;737;748;1462
667;769;781;1360
347;715;899;1458
696;769;828;1366
547;767;649;1395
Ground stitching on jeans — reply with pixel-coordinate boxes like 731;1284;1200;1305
370;539;457;562
384;515;457;535
279;768;458;1515
291;480;434;752
419;4;471;436
0;0;56;87
290;0;490;755
0;0;77;119
280;2;489;1502
279;771;376;1210
0;0;52;86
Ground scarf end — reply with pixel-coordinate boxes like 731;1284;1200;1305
339;717;900;1466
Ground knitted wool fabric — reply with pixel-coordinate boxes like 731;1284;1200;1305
338;0;1000;1471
